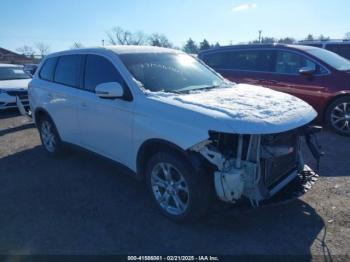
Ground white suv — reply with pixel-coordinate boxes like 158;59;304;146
29;46;319;221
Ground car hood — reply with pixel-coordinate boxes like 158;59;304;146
145;84;317;134
0;79;30;91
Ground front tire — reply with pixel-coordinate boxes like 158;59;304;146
326;96;350;136
38;115;64;156
145;151;213;222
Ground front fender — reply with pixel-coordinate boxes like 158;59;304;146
131;113;210;172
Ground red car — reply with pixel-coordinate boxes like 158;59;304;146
199;44;350;136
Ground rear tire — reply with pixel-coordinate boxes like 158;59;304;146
326;96;350;136
38;115;64;157
145;151;213;222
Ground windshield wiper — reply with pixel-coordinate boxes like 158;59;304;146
176;84;221;93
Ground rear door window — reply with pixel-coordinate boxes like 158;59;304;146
275;51;317;74
54;55;83;87
231;50;275;72
84;55;124;92
202;50;275;72
39;57;57;81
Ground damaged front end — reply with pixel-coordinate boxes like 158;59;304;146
191;126;322;207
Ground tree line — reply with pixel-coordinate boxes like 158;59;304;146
15;28;350;57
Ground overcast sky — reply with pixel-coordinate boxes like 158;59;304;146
1;0;349;52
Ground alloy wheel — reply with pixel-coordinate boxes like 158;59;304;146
41;120;56;152
151;162;190;216
331;102;350;134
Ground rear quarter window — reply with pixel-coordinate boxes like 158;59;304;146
39;57;58;81
201;52;233;69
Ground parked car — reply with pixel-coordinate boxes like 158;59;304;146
29;46;321;221
299;39;350;60
199;44;350;136
0;63;30;110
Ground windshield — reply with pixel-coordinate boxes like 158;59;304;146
307;48;350;71
119;52;225;93
0;66;30;80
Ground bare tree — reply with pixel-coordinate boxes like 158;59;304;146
107;27;147;45
148;33;173;48
35;42;50;57
16;45;35;57
71;42;84;49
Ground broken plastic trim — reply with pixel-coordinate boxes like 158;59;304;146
191;134;261;204
190;129;313;207
300;125;324;171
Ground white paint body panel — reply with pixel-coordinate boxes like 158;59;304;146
29;47;317;173
0;79;30;91
74;88;134;165
144;84;317;134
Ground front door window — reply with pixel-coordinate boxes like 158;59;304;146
275;51;316;74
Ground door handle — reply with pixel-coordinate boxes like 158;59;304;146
81;102;88;109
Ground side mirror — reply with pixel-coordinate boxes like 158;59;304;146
95;82;124;99
299;66;315;76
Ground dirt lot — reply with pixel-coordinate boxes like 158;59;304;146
0;110;349;259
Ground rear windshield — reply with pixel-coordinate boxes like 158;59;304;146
307;48;350;71
0;66;30;80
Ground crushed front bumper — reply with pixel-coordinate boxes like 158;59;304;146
210;165;319;215
192;126;322;207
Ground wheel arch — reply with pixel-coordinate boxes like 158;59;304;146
34;107;50;125
136;138;205;179
324;92;350;121
34;107;62;140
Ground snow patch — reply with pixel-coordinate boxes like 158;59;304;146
145;84;317;134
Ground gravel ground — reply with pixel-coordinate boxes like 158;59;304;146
0;110;349;259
